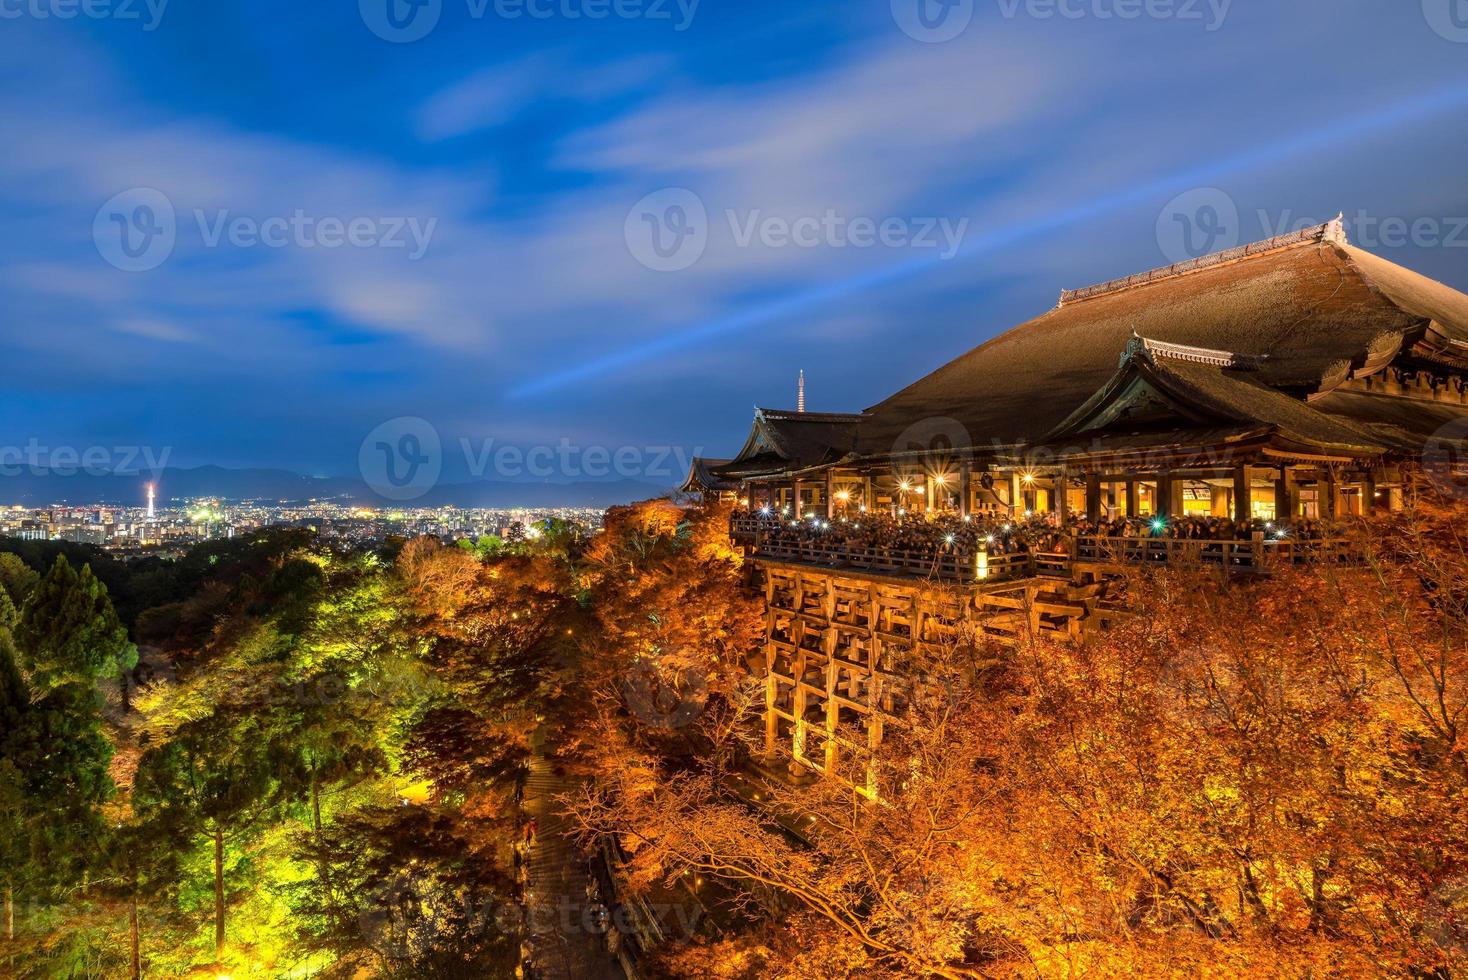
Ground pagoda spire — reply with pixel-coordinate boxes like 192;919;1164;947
798;370;806;413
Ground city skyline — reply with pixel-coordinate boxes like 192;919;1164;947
2;2;1467;478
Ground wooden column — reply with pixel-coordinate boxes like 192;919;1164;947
1362;470;1377;516
1157;473;1174;519
1125;480;1139;518
1010;471;1024;518
1085;471;1102;521
959;461;972;520
1275;467;1298;521
1321;468;1338;520
825;470;836;520
1055;468;1070;525
792;478;804;518
1233;466;1251;523
862;475;874;512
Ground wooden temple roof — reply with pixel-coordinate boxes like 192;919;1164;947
712;219;1468;477
680;457;738;494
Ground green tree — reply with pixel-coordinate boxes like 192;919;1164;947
133;709;279;964
0;629;26;947
0;589;16;633
16;556;137;698
0;554;37;609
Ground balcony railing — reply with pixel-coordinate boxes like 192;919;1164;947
733;517;1356;581
752;537;1031;583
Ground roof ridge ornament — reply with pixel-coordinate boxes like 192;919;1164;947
1126;333;1269;370
1059;217;1350;307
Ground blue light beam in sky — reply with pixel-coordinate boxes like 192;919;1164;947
508;81;1468;400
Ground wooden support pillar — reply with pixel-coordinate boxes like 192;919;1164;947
1275;468;1298;521
1085;471;1102;521
1321;468;1338;520
1010;471;1024;518
1157;473;1174;519
1125;480;1139;518
792;478;804;518
862;475;874;512
825;470;836;520
1055;467;1070;525
1233;466;1251;523
959;460;972;520
1362;470;1377;516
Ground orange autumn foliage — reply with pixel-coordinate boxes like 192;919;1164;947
577;492;1468;979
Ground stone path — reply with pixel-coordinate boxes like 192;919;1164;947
521;742;625;980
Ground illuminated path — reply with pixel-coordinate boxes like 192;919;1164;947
521;738;625;980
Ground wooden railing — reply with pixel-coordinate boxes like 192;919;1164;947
735;514;1359;582
749;535;1032;584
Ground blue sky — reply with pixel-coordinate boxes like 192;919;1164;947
2;0;1467;482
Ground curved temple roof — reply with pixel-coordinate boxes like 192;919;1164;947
714;220;1468;477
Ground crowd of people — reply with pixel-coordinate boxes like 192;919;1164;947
734;507;1341;563
737;509;1069;559
1068;514;1339;542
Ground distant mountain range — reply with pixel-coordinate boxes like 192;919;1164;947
0;465;675;509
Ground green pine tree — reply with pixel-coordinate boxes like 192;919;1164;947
17;555;137;700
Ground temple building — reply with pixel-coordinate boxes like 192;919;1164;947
699;219;1468;783
712;219;1468;527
